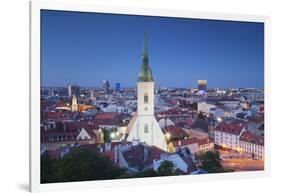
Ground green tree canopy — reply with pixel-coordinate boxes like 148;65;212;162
157;160;175;176
199;151;224;173
41;148;125;183
41;152;58;183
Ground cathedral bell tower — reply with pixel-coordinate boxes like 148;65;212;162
137;32;154;116
127;33;167;151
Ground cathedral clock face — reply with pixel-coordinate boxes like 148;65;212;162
144;107;148;111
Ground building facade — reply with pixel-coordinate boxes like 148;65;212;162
103;80;110;94
239;131;264;160
214;121;246;150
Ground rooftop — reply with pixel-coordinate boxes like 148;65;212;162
215;120;246;135
240;131;264;146
123;143;165;169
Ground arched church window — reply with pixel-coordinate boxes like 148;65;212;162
144;93;148;104
144;123;149;133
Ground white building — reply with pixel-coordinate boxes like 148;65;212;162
127;33;167;151
219;100;240;109
158;117;175;129
239;131;264;160
210;107;236;118
197;102;216;114
171;137;214;154
214;121;246;150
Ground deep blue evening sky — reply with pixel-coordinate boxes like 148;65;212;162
41;10;264;88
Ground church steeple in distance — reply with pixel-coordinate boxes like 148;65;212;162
138;32;154;82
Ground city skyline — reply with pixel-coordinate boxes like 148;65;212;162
41;10;264;88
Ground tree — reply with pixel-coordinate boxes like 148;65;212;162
199;151;224;173
103;129;111;143
121;161;176;179
157;160;175;176
41;148;126;183
41;152;57;183
56;148;125;182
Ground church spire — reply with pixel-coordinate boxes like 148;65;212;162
138;32;154;82
142;32;149;58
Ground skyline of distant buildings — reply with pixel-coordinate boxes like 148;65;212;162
43;80;264;90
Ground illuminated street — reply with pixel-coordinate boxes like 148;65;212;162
221;158;264;171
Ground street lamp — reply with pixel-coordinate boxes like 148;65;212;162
165;132;171;141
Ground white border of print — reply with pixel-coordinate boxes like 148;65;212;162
30;0;271;192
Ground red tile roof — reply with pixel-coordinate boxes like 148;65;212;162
239;131;264;146
248;115;264;124
158;108;194;116
81;127;97;139
172;137;213;148
41;120;99;143
123;144;165;168
197;138;213;146
172;137;198;148
163;126;188;138
41;111;74;122
215;121;245;135
95;112;119;120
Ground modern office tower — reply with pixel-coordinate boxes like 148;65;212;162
68;84;80;98
102;80;110;94
115;82;121;92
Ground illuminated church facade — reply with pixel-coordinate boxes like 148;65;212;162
127;33;167;151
